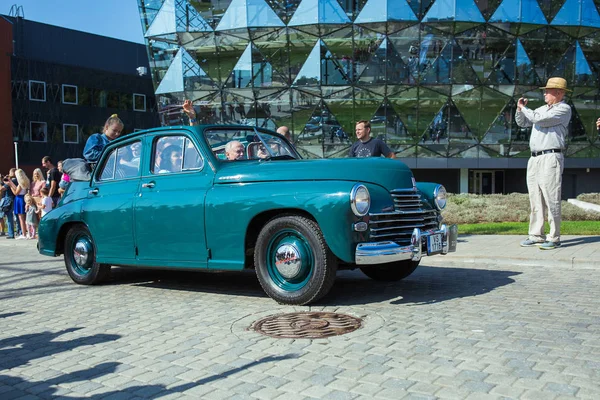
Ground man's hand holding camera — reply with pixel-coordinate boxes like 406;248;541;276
517;97;528;111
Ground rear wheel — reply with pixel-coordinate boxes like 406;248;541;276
254;215;337;305
360;260;419;281
64;225;110;285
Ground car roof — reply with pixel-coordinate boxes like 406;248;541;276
111;124;276;146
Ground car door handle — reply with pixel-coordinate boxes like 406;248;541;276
141;182;155;189
89;188;99;195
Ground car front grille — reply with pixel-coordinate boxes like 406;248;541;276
368;189;439;246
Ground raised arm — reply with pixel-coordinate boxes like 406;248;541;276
520;103;571;128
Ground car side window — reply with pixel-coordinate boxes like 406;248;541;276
152;135;203;174
98;141;142;182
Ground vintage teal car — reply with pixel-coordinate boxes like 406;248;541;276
38;125;457;305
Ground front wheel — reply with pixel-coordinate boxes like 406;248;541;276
254;215;337;305
64;225;110;285
360;260;420;281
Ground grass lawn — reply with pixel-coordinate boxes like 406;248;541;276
458;221;600;235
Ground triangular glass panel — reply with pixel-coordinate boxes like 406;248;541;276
444;97;479;143
486;39;541;85
519;27;550;81
216;0;285;31
389;87;419;138
489;0;547;26
537;0;565;23
355;0;418;24
571;92;599;142
456;86;509;140
319;100;353;145
358;38;414;85
421;38;480;84
321;27;356;81
551;0;600;37
387;25;423;82
406;0;435;19
189;0;228;29
264;0;302;25
567;105;589;144
292;40;351;87
214;34;249;84
544;27;575;78
372;101;412;144
354;28;388;79
288;0;352;26
156;47;216;94
567;145;600;157
474;0;502;19
422;0;485;28
259;89;293;136
146;0;212;39
552;41;597;87
291;92;322;144
185;33;221;83
322;87;354;139
221;91;254;124
484;100;517;145
417;87;449;141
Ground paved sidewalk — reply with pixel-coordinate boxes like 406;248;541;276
427;235;600;269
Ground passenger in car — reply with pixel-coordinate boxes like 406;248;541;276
83;114;124;163
225;141;245;161
158;145;183;173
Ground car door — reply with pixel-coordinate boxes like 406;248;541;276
81;139;142;264
133;133;211;266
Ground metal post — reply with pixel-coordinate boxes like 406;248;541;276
14;142;18;169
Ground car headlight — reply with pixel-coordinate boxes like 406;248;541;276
350;184;370;216
434;184;447;210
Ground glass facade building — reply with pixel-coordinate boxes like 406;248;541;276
137;0;600;194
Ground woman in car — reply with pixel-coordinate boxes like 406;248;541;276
158;145;183;173
83;114;124;163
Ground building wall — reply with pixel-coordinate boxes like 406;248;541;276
3;15;160;175
0;17;14;174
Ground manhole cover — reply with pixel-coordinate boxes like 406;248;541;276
251;312;362;339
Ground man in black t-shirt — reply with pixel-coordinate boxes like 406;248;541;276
348;120;396;158
42;156;62;206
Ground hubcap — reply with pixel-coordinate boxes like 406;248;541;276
266;229;314;291
73;238;92;269
274;243;303;279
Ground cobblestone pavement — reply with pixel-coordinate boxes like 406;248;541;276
1;239;599;399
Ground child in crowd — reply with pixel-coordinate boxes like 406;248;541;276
57;160;71;197
39;188;54;218
24;194;38;239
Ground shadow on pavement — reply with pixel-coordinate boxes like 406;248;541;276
0;318;296;399
325;266;521;306
0;311;25;319
101;265;519;307
560;236;600;246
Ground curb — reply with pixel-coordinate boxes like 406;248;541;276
423;255;599;270
567;198;600;213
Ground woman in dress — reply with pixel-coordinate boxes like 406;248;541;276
6;169;30;239
30;168;45;207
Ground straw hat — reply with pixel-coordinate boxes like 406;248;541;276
540;77;571;92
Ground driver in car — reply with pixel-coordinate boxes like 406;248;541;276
225;141;245;161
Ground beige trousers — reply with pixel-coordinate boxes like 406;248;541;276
526;153;564;243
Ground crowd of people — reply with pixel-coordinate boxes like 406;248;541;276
1;160;61;240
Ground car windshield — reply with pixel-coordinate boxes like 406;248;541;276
204;127;300;162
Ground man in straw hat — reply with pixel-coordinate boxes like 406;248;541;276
516;77;572;250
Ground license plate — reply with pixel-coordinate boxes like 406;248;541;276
427;234;443;255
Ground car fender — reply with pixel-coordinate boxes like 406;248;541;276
205;180;367;269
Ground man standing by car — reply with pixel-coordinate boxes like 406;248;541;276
349;120;396;158
41;156;61;207
516;77;572;250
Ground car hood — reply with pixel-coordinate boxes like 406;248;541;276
214;158;414;190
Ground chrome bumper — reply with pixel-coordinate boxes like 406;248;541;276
355;224;458;265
